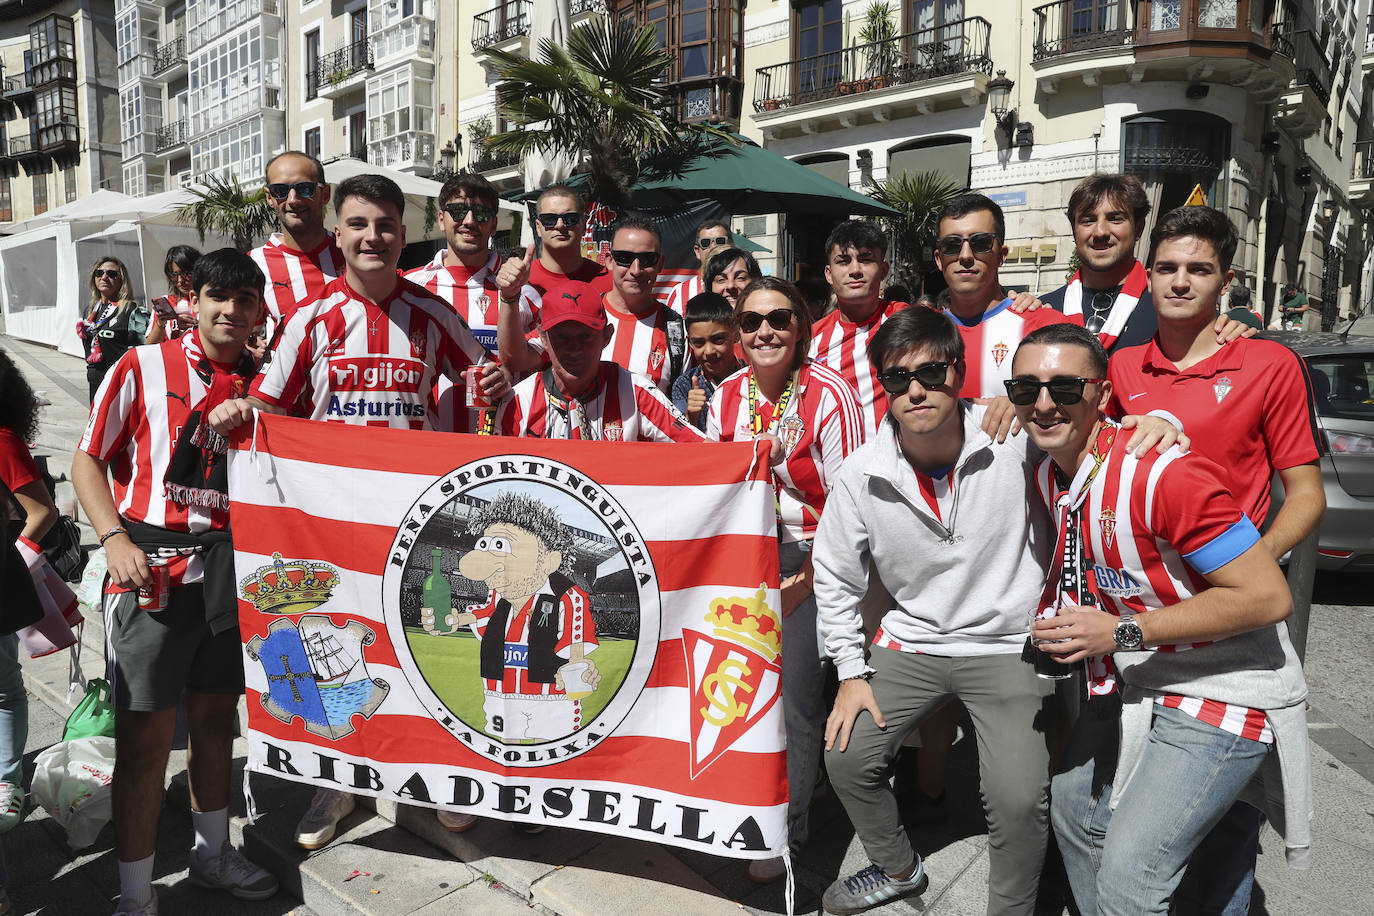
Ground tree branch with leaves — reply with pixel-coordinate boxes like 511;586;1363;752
175;173;277;252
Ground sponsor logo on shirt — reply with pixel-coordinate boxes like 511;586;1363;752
504;643;529;668
473;328;499;351
1093;564;1143;597
328;356;426;393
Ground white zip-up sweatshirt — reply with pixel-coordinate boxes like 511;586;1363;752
814;402;1055;679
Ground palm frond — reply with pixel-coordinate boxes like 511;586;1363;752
175;173;276;252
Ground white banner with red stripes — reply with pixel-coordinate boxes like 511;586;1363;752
228;413;787;858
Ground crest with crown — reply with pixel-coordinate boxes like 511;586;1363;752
240;553;341;615
703;587;781;663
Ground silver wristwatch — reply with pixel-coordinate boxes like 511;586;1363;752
1113;614;1144;651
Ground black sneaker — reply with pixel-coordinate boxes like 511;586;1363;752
822;860;928;915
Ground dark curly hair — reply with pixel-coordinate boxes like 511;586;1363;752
0;349;40;441
468;491;573;574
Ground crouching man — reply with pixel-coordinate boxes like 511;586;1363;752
1010;322;1312;915
74;249;280;914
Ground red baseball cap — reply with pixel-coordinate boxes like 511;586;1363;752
540;291;607;331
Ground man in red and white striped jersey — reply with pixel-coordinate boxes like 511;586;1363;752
250;151;345;351
497;288;703;443
405;172;537;430
664;218;733;316
808;220;909;436
1105;205;1324;914
74;249;280;913
936;194;1073;400
598;216;685;394
211;174;508;436
1012;323;1310;915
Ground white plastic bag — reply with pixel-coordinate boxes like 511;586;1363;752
31;735;116;849
75;547;109;610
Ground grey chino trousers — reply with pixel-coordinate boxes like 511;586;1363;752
824;646;1056;916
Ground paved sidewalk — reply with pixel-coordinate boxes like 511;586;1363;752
6;332;1374;915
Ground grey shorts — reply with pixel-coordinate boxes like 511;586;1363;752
104;583;245;711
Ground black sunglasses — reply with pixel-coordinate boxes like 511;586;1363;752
266;181;321;200
93;269;122;279
877;362;951;395
937;232;998;257
696;236;729;250
536;211;582;229
443;201;495;223
609;249;661;268
737;308;795;333
1003;377;1106;406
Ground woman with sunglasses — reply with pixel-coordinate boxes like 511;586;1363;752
706;276;866;883
702;247;761;308
145;245;201;344
78;257;149;400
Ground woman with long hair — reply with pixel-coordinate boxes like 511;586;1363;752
705;277;866;883
701;246;761;309
144;245;201;344
77;256;148;400
0;350;59;845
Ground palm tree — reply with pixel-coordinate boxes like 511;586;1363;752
868;169;964;290
175;172;277;252
484;15;730;204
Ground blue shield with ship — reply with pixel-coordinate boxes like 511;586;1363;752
246;615;390;740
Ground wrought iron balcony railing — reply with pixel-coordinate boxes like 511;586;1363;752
1284;27;1331;106
470;148;519;172
473;0;530;51
152;36;185;75
319;41;374;87
156;119;188;152
1032;0;1134;61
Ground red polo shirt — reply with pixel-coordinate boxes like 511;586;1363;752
1106;336;1322;525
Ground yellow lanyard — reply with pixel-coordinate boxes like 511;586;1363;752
748;371;797;438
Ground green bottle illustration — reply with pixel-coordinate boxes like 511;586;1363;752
422;548;453;634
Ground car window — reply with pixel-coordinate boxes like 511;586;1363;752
1307;356;1374;421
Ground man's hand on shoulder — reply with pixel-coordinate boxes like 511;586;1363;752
976;395;1021;442
1007;291;1047;313
1119;413;1189;456
1213;314;1260;344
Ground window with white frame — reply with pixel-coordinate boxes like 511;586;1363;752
123;159;146;196
191;116;265;183
368;0;434;60
120;87;163;158
367;66;433;158
188;24;281;135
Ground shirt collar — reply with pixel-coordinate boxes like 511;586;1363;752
1141;335;1247;377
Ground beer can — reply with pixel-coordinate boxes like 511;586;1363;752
466;365;493;409
138;558;170;611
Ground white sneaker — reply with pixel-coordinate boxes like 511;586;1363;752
748;856;787;884
436;809;478;833
189;840;279;901
0;784;23;834
294;787;356;850
113;888;157;915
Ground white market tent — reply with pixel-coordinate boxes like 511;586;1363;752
0;158;519;356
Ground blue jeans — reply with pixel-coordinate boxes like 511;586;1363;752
0;633;26;788
1184;800;1262;914
1051;701;1270;916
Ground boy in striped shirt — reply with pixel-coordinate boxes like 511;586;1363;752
1012;323;1312;915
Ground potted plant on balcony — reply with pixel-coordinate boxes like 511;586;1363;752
859;1;900;90
469;117;493;169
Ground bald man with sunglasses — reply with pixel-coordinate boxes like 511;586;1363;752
596;216;686;394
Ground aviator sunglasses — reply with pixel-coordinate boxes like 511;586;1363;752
877;362;951;395
1003;376;1105;406
266;181;322;200
937;232;998;257
609;249;661;268
536;211;582;229
443;201;496;223
737;308;794;334
93;269;122;279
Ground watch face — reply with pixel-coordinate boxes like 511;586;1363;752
1115;619;1144;650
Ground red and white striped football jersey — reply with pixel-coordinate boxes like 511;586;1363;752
403;249;537;355
497;362;705;443
249;232;345;339
80;336;246;584
1065;422;1272;743
601;296;680;394
808;299;910;436
665;274;702;316
946;299;1075;398
466;585;598;696
250;276;489;431
526;258;611;317
706;361;865;542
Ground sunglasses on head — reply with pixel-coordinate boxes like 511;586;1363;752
609;249;661;268
1003;377;1105;406
443;201;495;223
93;269;121;279
696;236;729;250
877;362;951;395
266;181;321;201
737;308;794;334
536;211;582;229
937;232;998;257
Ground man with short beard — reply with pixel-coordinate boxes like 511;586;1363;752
598;216;686;394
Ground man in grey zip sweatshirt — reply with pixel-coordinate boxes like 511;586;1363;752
813;306;1181;916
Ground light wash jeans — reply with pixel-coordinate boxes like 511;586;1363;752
779;539;825;850
1051;700;1270;916
0;633;26;788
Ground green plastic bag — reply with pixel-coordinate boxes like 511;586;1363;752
62;679;116;742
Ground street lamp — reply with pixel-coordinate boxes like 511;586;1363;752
1320;199;1337;223
432;140;458;182
987;70;1015;131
